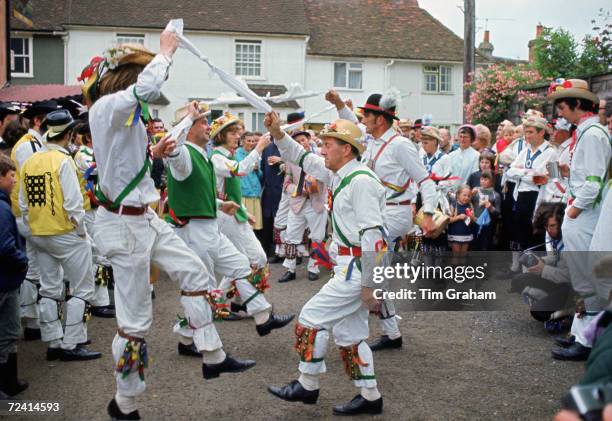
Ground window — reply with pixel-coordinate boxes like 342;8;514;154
333;62;362;90
116;33;145;45
10;36;33;77
251;112;265;132
235;40;262;78
423;65;452;93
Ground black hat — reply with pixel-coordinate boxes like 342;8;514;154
45;109;77;140
287;111;305;125
0;102;22;120
413;119;423;129
358;93;399;120
21;100;60;120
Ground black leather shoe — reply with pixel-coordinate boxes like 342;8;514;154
178;342;202;357
308;272;319;281
230;301;248;314
256;313;295;336
268;255;283;264
0;353;28;396
78;339;92;347
46;347;62;361
219;312;245;321
268;380;319;404
107;398;141;420
551;342;591;361
554;335;576;348
59;346;102;361
333;394;383;415
202;355;256;379
92;306;116;318
23;328;41;341
369;335;402;352
278;271;296;283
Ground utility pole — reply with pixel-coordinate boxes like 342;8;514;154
463;0;475;122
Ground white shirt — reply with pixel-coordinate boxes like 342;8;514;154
567;116;611;210
211;145;261;196
13;129;44;168
275;132;386;287
19;143;85;235
361;128;437;213
90;54;172;207
506;141;557;197
537;138;573;205
448;146;480;186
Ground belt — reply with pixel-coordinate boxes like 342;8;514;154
337;245;362;257
117;329;144;343
180;290;209;297
386;200;411;206
102;204;148;215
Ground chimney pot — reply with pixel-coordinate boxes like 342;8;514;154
484;30;490;43
536;23;543;38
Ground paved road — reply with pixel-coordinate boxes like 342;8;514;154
16;262;584;421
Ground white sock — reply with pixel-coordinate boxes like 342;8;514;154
361;387;381;401
49;339;62;349
298;373;320;391
510;252;520;272
254;309;271;325
115;393;138;414
202;348;226;364
178;335;193;346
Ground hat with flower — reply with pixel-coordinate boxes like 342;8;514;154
547;78;598;104
318;119;364;154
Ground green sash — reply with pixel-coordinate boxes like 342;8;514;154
212;150;248;222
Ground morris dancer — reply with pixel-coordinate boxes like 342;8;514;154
266;112;385;415
81;34;255;420
165;102;293;355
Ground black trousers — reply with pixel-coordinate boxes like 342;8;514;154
512;191;544;251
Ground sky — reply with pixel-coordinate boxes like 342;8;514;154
419;0;610;60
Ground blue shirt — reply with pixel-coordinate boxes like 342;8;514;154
235;147;263;198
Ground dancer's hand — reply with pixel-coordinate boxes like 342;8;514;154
325;90;344;110
247;212;257;226
420;213;435;237
267;156;282;165
220;201;240;216
361;287;381;313
151;134;177;158
256;133;272;154
264;112;284;140
160;30;179;58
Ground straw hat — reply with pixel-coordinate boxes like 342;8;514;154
421;126;442;143
398;118;413;128
547;78;599;104
318;119;364;154
210;112;241;140
172;102;210;126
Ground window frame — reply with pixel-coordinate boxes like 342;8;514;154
423;64;453;94
115;33;145;46
234;39;264;80
251;112;266;132
10;35;34;78
332;61;363;91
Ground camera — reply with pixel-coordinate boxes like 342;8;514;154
562;383;612;421
519;251;540;268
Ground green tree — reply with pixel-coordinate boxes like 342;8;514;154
532;28;578;79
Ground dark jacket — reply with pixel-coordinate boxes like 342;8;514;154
260;143;284;219
0;189;28;292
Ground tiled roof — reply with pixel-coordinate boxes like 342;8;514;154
0;84;81;102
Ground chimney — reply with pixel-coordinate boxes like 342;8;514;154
478;29;494;58
529;23;544;62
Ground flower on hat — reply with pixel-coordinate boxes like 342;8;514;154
547;78;575;95
78;56;104;82
320;122;351;137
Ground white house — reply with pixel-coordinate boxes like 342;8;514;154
8;0;505;131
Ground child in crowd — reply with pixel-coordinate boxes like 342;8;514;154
471;171;502;251
447;185;475;256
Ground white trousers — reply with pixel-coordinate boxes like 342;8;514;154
218;212;267;269
16;219;40;327
273;192;291;229
94;207;221;398
283;201;327;274
297;255;377;388
30;231;94;347
84;209;110;307
173;218;270;332
562;206;604;311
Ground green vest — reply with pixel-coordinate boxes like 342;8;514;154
167;144;217;219
212;149;248;222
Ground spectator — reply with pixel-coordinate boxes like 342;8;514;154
0;120;27;157
448;124;480;187
447;185;475;256
0;154;28;398
467;152;501;192
471;170;501;251
261;141;284;258
236;132;264;237
474;124;493;153
0;102;21;149
439;128;457;154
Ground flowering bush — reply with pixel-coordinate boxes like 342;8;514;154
465;64;542;127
